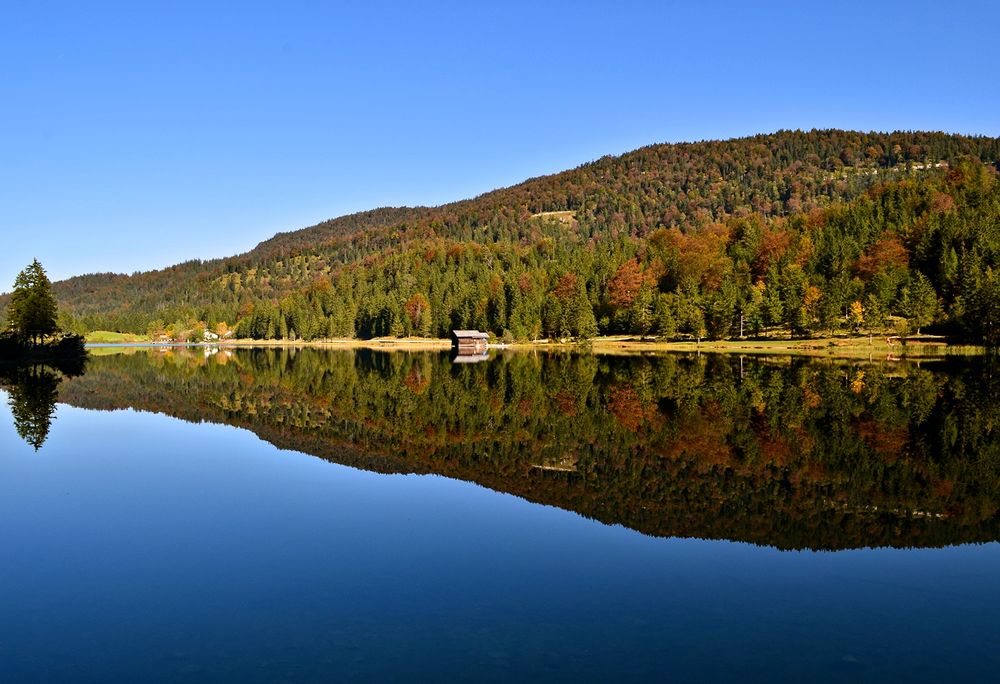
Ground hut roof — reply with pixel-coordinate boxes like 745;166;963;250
451;330;489;340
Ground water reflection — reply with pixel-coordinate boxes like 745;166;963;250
48;347;1000;550
1;357;85;450
3;366;59;449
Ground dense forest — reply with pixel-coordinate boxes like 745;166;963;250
48;348;1000;551
4;130;1000;343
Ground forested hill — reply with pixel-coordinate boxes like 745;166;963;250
7;129;1000;343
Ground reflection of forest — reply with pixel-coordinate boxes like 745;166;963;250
56;348;1000;550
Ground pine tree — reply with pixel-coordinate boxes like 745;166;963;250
6;259;60;346
902;272;939;335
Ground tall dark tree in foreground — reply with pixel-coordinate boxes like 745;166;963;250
6;259;59;346
1;259;86;366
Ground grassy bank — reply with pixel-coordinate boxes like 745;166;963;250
83;334;987;358
220;337;452;351
85;330;150;344
580;335;985;358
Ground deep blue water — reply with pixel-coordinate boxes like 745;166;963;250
1;351;1000;682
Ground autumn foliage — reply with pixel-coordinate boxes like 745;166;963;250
9;130;1000;345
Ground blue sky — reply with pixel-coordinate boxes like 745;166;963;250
2;0;998;286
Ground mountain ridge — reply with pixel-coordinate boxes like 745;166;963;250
4;129;1000;343
47;128;1000;281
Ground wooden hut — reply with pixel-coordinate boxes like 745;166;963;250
450;330;489;355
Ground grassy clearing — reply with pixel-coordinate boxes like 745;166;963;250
84;330;150;344
530;210;577;225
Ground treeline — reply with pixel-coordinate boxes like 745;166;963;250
56;348;1000;550
6;129;1000;343
218;160;1000;344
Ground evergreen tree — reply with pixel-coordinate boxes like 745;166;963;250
6;259;60;346
653;294;677;338
903;272;939;335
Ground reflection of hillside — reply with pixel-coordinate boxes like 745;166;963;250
57;348;1000;551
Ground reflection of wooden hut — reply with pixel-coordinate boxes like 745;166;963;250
450;330;489;355
451;352;489;364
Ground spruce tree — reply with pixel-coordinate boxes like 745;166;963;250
6;259;60;346
903;272;939;335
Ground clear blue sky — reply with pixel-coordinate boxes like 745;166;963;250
2;0;998;286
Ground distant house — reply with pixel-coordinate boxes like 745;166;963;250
203;330;220;341
450;330;489;356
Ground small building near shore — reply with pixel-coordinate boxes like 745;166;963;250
450;330;489;355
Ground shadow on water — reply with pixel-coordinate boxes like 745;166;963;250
1;357;87;450
48;347;1000;550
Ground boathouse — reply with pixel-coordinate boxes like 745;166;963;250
450;330;489;355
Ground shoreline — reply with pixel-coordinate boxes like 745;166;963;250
84;334;988;359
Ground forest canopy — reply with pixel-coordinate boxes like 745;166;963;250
4;129;1000;344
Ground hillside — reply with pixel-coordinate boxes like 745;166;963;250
5;129;1000;343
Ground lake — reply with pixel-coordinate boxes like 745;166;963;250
1;348;999;682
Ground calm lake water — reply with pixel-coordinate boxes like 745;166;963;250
1;348;999;682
